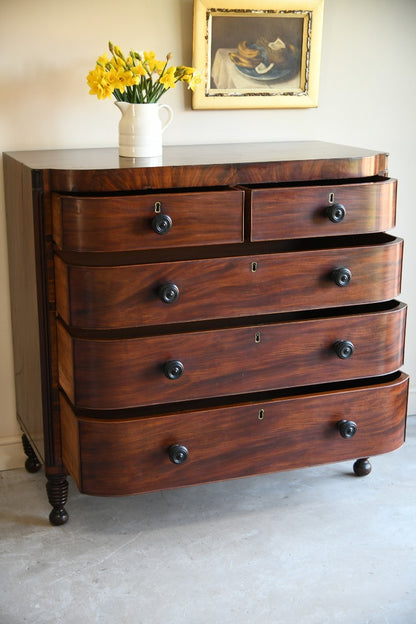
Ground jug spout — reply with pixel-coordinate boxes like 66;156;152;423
114;101;130;115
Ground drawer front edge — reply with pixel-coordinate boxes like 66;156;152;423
59;373;409;496
58;303;407;410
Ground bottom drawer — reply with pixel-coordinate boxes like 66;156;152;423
61;373;409;497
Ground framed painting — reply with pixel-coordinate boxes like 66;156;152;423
192;0;324;109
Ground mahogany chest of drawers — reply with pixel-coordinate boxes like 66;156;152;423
3;142;409;525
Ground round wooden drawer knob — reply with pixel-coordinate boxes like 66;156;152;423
163;360;184;380
152;213;172;235
333;340;354;359
168;444;189;464
332;267;351;287
337;419;358;438
326;203;346;223
159;283;180;304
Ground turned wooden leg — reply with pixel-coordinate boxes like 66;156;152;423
46;474;69;526
21;434;42;473
353;457;372;477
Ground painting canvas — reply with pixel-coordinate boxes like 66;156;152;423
192;0;324;109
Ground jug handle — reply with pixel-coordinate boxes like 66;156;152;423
159;104;173;132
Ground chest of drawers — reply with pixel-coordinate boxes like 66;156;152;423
3;142;408;525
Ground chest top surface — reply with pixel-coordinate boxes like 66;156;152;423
4;141;389;193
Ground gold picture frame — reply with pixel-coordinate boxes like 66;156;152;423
192;0;324;109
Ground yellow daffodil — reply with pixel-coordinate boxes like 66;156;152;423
178;66;195;76
97;53;110;67
143;50;156;63
159;66;177;89
87;66;113;100
105;66;131;93
181;71;202;90
131;64;147;78
154;59;167;75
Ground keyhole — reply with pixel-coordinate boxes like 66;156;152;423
154;201;162;213
255;331;261;343
251;262;258;272
258;409;265;420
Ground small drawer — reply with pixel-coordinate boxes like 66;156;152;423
57;302;407;410
55;236;403;329
249;178;397;241
60;373;409;496
52;189;244;252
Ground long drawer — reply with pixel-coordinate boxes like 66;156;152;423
60;373;409;496
57;302;407;410
249;178;397;241
52;189;244;251
55;237;403;329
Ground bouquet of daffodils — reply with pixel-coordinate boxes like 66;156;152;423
87;41;201;103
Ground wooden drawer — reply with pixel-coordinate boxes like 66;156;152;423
55;236;403;329
52;189;244;252
57;302;406;410
60;373;409;496
249;178;397;241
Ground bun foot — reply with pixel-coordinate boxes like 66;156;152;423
22;434;41;473
353;457;372;477
46;474;69;526
49;507;69;526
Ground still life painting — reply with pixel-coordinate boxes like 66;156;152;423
192;0;324;109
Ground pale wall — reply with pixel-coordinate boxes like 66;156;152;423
1;0;415;469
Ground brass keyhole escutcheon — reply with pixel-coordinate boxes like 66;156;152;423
258;409;265;420
251;261;258;273
154;201;162;213
255;331;261;343
328;192;335;204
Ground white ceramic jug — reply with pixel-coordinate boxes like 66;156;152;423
115;102;173;158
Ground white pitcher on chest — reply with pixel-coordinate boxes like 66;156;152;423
115;102;173;158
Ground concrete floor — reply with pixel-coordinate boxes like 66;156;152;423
1;419;415;624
